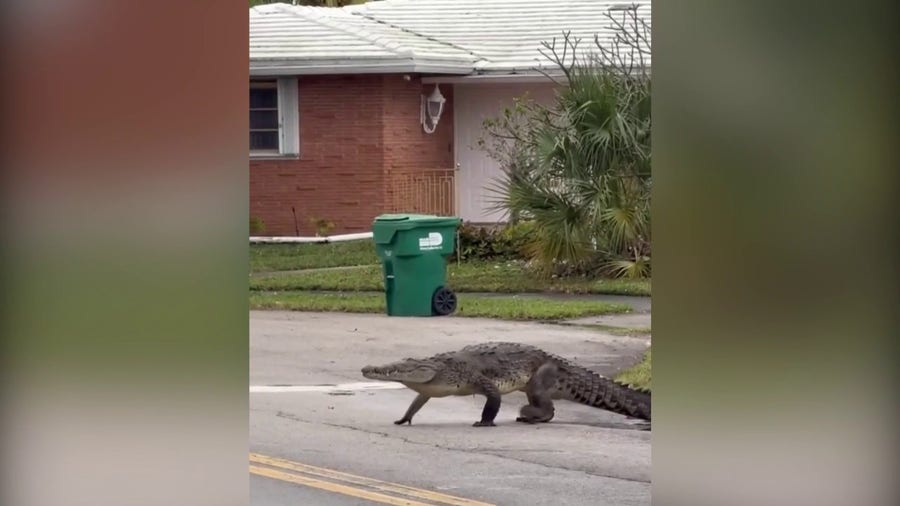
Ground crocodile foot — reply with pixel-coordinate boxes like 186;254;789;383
472;421;496;427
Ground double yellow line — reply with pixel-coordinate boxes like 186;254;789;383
250;453;495;506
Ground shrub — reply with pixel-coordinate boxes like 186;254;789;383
250;216;266;235
309;217;336;237
454;221;537;261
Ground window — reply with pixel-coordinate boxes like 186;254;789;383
250;81;279;151
250;78;299;157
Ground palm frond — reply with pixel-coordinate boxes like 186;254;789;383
476;22;651;275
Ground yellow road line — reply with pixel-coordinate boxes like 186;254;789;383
250;465;432;506
250;452;495;506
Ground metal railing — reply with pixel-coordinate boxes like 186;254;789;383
386;168;456;216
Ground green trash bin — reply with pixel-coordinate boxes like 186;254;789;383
372;213;462;316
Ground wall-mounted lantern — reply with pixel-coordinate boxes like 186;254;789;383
421;84;446;134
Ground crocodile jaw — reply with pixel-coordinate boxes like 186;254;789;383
361;360;438;383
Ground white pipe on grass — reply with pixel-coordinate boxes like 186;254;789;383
250;232;373;244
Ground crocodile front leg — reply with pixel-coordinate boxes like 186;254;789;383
473;379;501;427
394;394;430;425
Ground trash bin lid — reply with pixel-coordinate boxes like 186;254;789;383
374;213;421;221
371;213;461;245
373;213;460;226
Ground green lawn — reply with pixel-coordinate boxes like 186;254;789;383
250;241;378;273
250;260;651;296
615;349;651;391
562;323;652;337
249;291;632;321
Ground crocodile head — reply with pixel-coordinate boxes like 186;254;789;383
361;358;440;383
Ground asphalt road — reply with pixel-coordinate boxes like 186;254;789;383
250;310;651;506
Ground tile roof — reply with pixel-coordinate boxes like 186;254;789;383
250;3;476;74
250;0;651;76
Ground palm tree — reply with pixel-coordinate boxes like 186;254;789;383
482;11;651;278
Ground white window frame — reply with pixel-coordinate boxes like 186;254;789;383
250;77;299;158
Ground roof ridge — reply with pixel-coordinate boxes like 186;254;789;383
271;3;415;58
348;9;488;67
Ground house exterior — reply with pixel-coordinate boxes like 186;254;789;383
249;0;651;235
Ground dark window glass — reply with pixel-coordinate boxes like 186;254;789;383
250;110;278;129
250;81;279;152
250;131;279;151
250;87;277;109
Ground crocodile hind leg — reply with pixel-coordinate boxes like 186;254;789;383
394;394;430;425
473;378;501;427
517;362;558;424
516;396;554;423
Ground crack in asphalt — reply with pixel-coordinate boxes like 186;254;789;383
271;410;650;484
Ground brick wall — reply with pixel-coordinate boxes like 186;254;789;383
249;74;454;236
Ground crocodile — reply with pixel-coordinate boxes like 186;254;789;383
361;341;651;427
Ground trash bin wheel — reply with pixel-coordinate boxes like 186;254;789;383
432;286;457;316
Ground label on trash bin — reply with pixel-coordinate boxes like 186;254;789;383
418;232;444;251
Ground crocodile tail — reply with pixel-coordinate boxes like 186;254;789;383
553;358;651;421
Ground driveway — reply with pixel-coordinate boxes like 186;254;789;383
250;310;651;506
